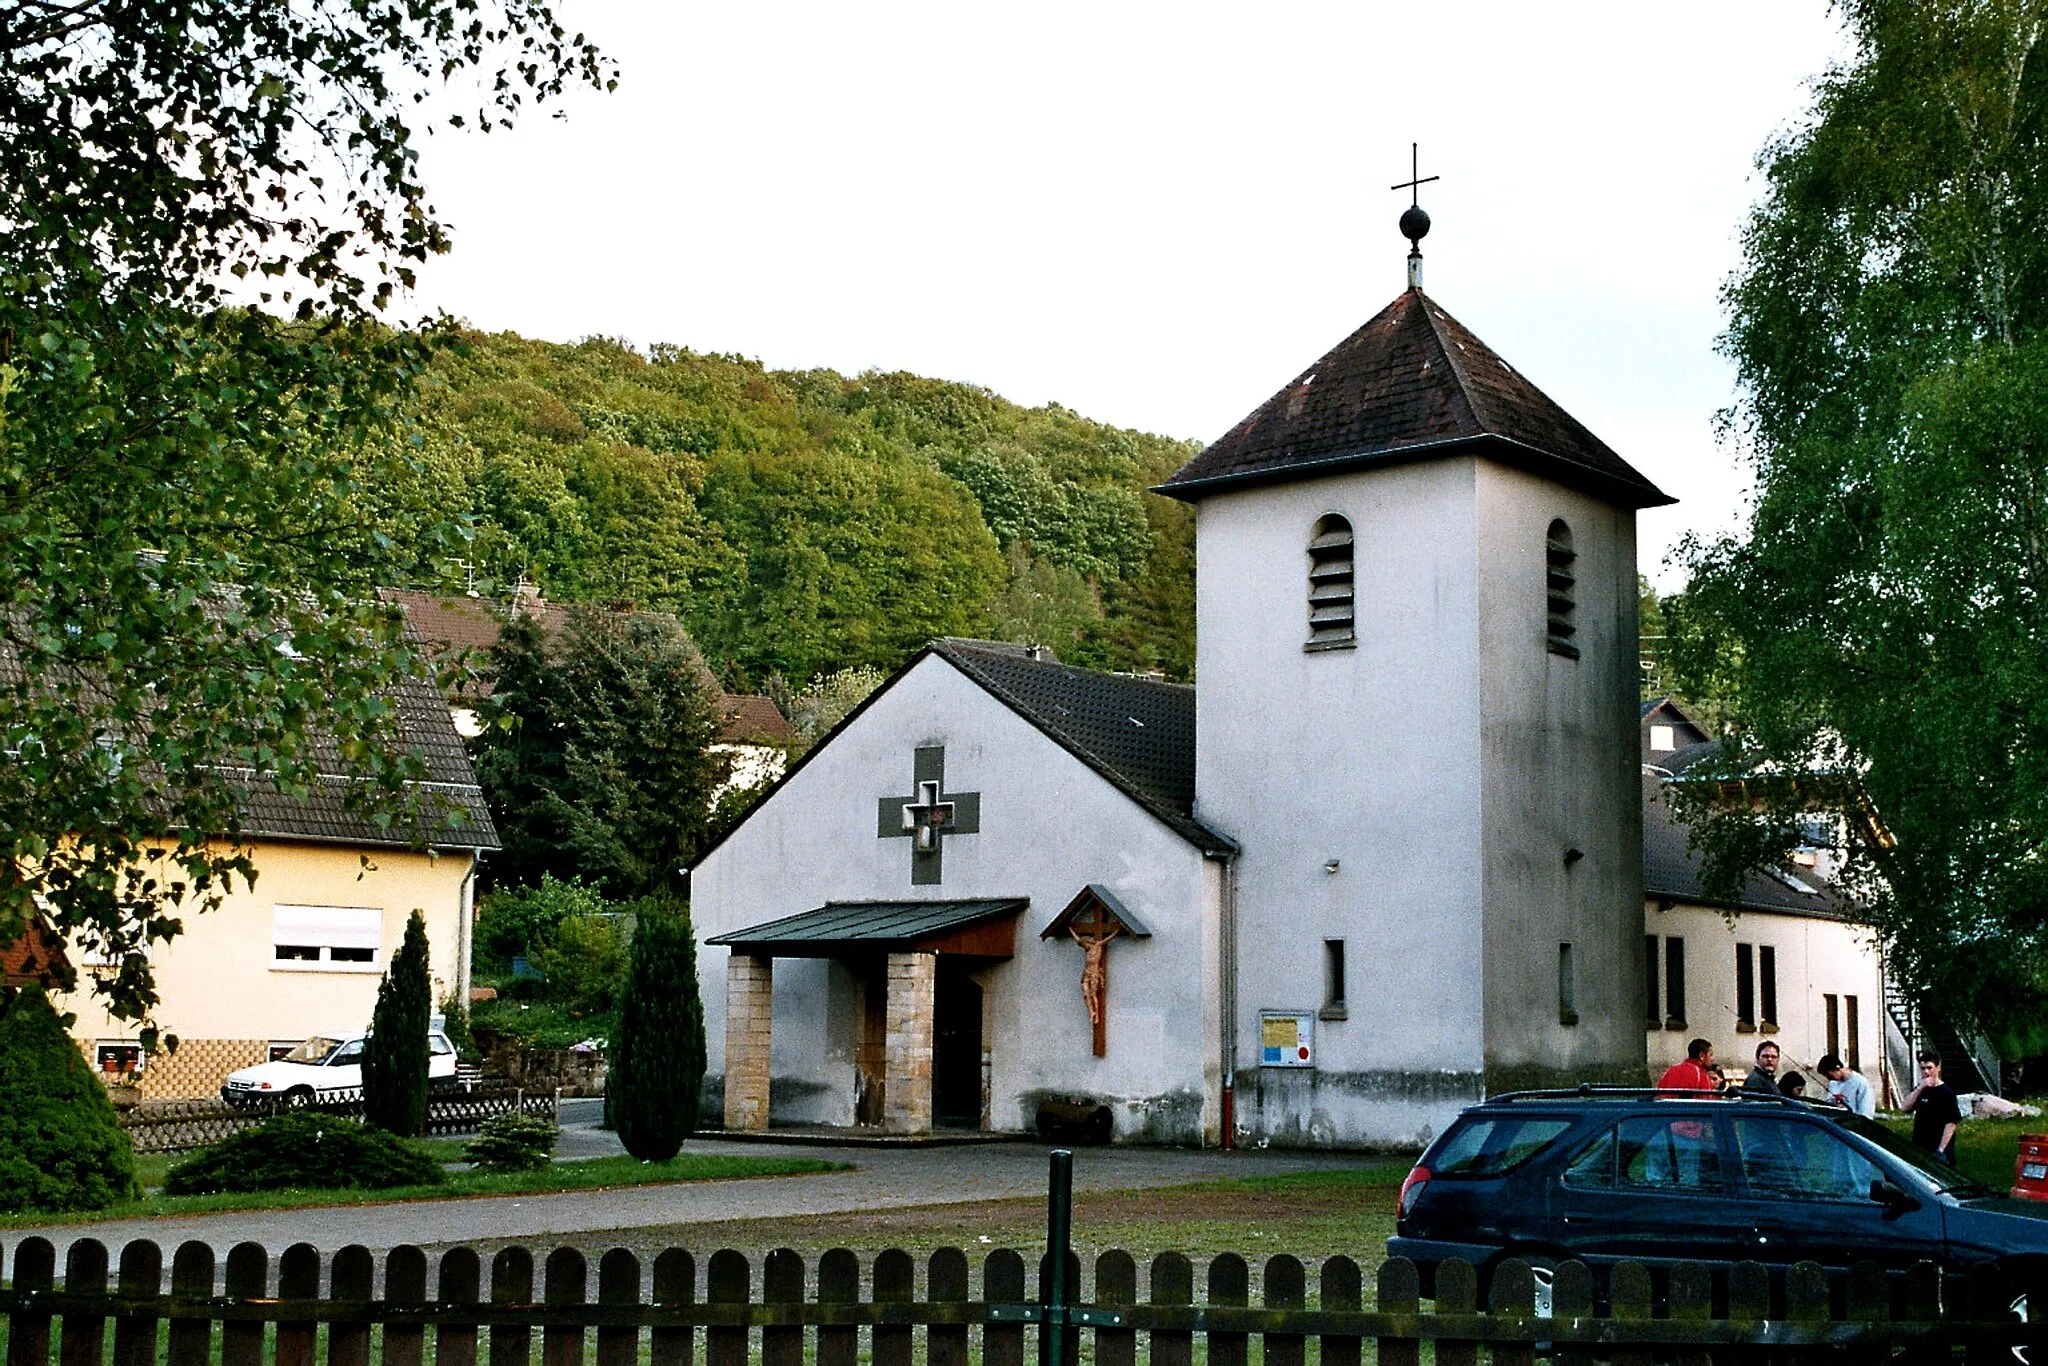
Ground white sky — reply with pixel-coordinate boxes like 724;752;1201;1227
409;2;1854;590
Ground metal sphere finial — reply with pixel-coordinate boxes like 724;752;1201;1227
1400;203;1431;245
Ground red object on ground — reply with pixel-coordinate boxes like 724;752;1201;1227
2012;1134;2048;1201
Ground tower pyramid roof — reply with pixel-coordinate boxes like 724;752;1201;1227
1157;289;1673;508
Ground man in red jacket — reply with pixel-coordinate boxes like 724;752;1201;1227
1658;1038;1721;1091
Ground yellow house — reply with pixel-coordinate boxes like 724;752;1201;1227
60;665;498;1099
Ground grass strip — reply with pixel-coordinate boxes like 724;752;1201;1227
0;1153;848;1230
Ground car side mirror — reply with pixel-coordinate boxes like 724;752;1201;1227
1871;1179;1918;1211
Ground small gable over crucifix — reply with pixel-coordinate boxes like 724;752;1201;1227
1041;884;1151;1058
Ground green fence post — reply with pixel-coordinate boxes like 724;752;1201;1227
1044;1149;1074;1366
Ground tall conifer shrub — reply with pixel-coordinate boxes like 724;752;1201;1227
0;986;141;1212
610;898;705;1160
362;910;432;1135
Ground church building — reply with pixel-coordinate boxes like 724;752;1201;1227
690;214;1681;1148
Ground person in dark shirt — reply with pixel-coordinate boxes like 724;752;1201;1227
1742;1041;1781;1093
1905;1052;1961;1163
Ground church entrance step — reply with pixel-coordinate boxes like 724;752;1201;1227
692;1124;1030;1148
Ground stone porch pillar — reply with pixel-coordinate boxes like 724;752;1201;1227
723;954;774;1130
882;950;937;1134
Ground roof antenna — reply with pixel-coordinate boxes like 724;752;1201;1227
1391;142;1437;292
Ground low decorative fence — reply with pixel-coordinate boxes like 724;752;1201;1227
117;1086;560;1154
3;1151;2043;1364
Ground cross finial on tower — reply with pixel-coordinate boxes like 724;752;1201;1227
1390;142;1438;291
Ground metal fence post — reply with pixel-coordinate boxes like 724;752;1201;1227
1044;1149;1073;1366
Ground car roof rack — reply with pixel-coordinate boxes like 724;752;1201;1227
1485;1085;1831;1109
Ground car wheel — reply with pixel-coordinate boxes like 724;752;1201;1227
284;1087;314;1109
1528;1260;1557;1320
2010;1282;2034;1365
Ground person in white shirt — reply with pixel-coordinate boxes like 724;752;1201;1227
1819;1054;1876;1117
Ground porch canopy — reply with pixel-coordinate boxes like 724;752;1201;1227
708;897;1027;959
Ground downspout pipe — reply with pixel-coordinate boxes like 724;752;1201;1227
1215;849;1239;1151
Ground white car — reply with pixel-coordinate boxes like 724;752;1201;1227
221;1028;459;1107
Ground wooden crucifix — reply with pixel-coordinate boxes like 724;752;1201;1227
1040;884;1152;1058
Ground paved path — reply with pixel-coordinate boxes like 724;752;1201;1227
8;1103;1371;1267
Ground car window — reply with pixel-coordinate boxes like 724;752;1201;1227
429;1034;455;1055
327;1040;364;1065
1825;1111;1994;1197
1734;1117;1883;1201
282;1036;341;1064
1563;1127;1617;1188
1615;1114;1725;1193
1428;1117;1576;1178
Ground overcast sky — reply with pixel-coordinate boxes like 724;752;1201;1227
409;3;1853;588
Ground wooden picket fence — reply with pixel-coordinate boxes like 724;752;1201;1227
117;1088;560;1154
1;1235;2041;1363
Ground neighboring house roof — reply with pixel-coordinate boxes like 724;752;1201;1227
0;918;70;988
1641;696;1712;770
235;648;498;850
1157;289;1673;509
717;694;795;748
929;639;1235;855
385;587;789;747
1642;773;1851;920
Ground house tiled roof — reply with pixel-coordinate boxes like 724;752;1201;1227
386;588;786;747
718;694;795;747
1642;773;1849;920
1;918;70;988
930;640;1235;854
1158;289;1673;509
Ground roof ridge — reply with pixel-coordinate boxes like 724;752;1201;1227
1409;292;1487;435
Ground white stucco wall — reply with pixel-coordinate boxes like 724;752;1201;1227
1646;901;1886;1100
1193;458;1489;1148
1474;463;1647;1088
691;653;1221;1143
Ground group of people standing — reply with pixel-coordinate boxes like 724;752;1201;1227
1655;1038;1962;1163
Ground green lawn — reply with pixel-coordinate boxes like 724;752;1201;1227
1;1152;848;1230
1883;1113;2044;1192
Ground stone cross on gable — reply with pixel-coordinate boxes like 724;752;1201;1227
876;745;980;885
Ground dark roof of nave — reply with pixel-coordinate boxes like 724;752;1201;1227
1157;289;1673;509
931;640;1236;854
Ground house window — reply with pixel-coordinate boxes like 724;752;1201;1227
1307;515;1356;648
1735;943;1756;1029
1824;993;1840;1060
1558;942;1578;1026
1644;934;1661;1026
272;905;382;973
1845;995;1861;1071
1546;519;1579;658
1649;724;1676;752
1663;936;1686;1029
1759;946;1778;1029
1321;940;1347;1019
96;1043;142;1076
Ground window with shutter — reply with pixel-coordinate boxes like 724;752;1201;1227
1546;519;1579;658
1307;514;1356;649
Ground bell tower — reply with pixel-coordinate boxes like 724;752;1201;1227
1157;170;1673;1146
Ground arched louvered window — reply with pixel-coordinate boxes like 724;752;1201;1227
1307;514;1356;648
1546;519;1579;658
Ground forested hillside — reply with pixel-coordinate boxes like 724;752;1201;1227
384;332;1200;685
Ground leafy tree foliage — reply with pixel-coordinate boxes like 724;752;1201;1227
608;899;706;1161
0;986;140;1213
474;606;728;899
527;914;629;1017
474;875;610;972
1677;0;2048;1042
363;911;432;1136
0;3;608;1022
400;334;1203;685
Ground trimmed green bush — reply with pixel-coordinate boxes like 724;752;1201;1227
164;1111;444;1194
609;897;706;1160
0;986;141;1213
363;909;432;1135
463;1111;559;1171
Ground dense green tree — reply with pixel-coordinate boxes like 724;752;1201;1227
0;986;140;1213
474;606;728;898
363;911;433;1136
0;2;608;1023
608;899;706;1160
1676;0;2048;1043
